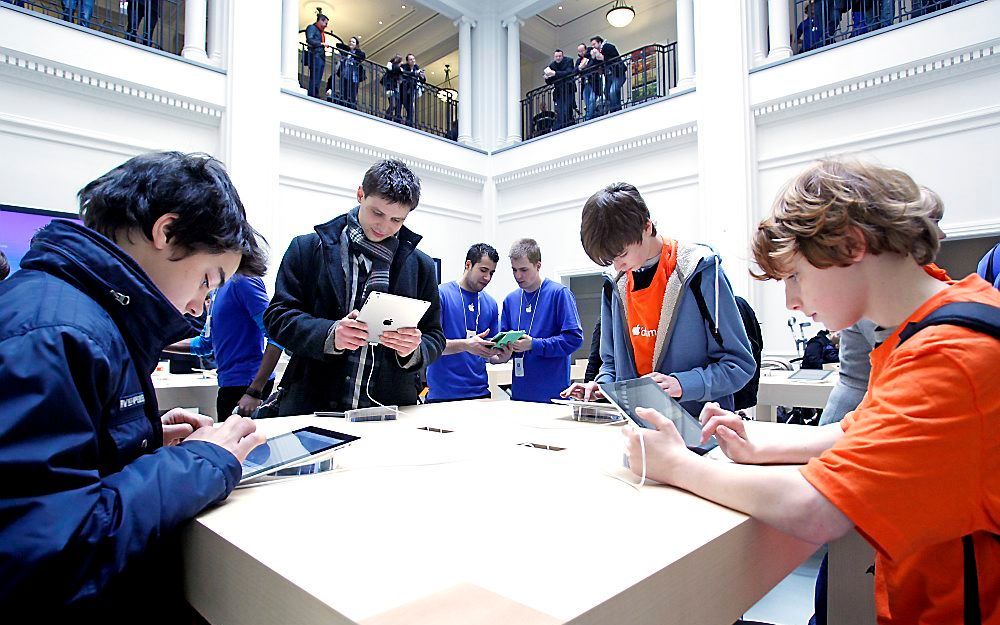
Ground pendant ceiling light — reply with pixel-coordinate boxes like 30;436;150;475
606;0;635;28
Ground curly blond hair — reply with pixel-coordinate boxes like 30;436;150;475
752;159;943;280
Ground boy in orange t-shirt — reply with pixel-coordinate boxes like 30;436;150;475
622;159;999;624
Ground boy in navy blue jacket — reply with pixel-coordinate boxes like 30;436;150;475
0;152;267;622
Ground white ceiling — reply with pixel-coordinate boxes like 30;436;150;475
536;0;611;26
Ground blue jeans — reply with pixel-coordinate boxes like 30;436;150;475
339;76;359;108
127;0;161;45
582;83;597;120
307;54;325;99
605;73;624;112
402;93;416;127
61;0;93;27
876;0;895;28
554;93;574;130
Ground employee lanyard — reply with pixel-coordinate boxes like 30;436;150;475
517;285;542;336
458;282;480;332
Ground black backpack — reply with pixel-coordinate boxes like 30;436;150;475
690;272;763;411
895;301;1000;625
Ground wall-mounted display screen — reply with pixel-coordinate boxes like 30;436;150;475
0;205;81;274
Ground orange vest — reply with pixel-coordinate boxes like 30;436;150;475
625;239;677;375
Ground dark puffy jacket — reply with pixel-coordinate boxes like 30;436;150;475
264;211;445;415
0;220;241;621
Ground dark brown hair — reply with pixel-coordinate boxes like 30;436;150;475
580;182;657;267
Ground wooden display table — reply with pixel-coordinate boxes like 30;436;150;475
183;400;817;625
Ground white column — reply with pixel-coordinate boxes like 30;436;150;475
181;0;209;63
207;0;225;66
752;0;768;66
502;16;523;145
674;0;695;90
766;0;793;61
692;0;755;298
280;0;303;91
456;16;475;145
221;0;281;267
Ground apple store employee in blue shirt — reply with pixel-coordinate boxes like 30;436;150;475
498;238;584;403
426;243;511;402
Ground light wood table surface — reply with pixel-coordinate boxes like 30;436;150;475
183;400;817;625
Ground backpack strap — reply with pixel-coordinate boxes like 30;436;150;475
897;302;1000;345
690;272;725;348
896;301;1000;625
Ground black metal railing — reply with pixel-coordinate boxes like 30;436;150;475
792;0;970;53
4;0;185;55
298;43;459;141
520;43;677;141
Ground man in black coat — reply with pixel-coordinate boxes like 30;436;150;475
575;43;602;120
543;49;577;130
264;160;445;416
305;13;330;99
589;36;627;113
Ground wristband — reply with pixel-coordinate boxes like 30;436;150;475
244;387;263;400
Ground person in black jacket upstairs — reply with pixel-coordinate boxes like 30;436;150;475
264;159;445;416
0;151;267;623
543;48;577;130
399;53;426;128
589;36;627;113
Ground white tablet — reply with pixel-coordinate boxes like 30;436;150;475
788;369;833;381
355;291;431;345
240;426;359;483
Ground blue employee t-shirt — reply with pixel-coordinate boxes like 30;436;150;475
194;275;275;388
426;281;499;401
500;278;584;403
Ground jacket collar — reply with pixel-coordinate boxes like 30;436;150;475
314;208;422;266
313;208;423;309
606;241;720;370
20;220;197;371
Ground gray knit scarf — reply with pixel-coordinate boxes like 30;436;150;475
346;205;398;304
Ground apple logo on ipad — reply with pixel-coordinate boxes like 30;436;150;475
383;319;393;326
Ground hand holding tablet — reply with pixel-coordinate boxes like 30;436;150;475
355;292;431;348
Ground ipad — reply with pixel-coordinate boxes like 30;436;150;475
356;291;431;345
598;377;717;455
240;426;359;482
488;330;526;349
788;369;833;381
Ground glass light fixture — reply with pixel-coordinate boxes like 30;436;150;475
437;64;458;102
606;0;635;28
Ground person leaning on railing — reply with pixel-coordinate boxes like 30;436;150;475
543;49;577;131
399;54;426;129
383;54;404;123
335;36;366;110
589;36;626;114
305;12;331;99
575;43;602;121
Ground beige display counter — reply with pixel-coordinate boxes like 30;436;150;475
755;370;837;422
153;372;219;419
183;400;818;625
